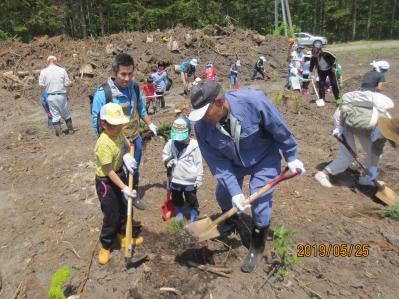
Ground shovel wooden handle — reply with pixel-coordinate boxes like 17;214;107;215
211;167;301;227
335;135;374;178
125;143;135;258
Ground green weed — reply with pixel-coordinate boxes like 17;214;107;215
378;202;399;221
157;121;172;140
273;226;301;279
167;218;184;233
48;266;72;299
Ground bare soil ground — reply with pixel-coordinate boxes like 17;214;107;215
0;28;398;299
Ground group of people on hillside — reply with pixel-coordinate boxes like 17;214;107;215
37;41;398;274
287;40;343;105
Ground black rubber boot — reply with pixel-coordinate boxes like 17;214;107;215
65;118;74;134
53;122;61;137
241;223;269;273
218;214;240;237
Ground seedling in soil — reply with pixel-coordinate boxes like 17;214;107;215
271;91;284;105
48;265;72;299
157;121;172;140
378;202;399;221
273;226;301;279
167;218;184;233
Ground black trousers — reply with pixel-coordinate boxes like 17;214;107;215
318;69;339;100
171;189;199;212
302;74;309;88
96;170;131;249
156;91;165;108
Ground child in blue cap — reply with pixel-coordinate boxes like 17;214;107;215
162;116;204;222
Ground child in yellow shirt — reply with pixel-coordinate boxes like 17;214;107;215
94;103;144;265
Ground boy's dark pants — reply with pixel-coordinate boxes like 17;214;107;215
96;169;129;250
171;189;199;212
318;69;339;100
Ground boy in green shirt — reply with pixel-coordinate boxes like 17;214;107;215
95;103;143;265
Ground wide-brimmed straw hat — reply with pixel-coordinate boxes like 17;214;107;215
378;112;399;145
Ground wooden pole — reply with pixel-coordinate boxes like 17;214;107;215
281;0;288;36
285;0;293;31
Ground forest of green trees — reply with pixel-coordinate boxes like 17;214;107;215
0;0;397;42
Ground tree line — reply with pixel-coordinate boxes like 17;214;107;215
0;0;397;42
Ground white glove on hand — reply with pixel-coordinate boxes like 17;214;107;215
368;166;378;180
166;159;176;168
232;193;251;213
332;126;344;137
194;180;202;189
123;153;137;174
287;159;306;175
122;186;137;201
149;123;157;136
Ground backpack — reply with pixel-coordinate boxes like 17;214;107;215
90;81;140;135
342;91;394;130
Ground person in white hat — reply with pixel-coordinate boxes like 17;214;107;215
251;56;267;80
360;60;390;92
179;58;198;95
39;55;73;136
94;103;144;265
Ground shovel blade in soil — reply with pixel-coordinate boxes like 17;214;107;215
185;217;220;242
376;185;399;206
126;253;148;268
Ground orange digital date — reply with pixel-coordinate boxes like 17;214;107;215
296;243;369;257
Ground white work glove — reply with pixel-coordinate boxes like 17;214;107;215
123;153;137;174
332;126;344;137
194;179;203;189
287;159;306;175
166;159;176;169
232;193;251;213
149;123;157;136
368;166;378;180
122;186;137;201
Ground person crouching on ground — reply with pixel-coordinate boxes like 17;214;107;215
95;103;143;265
314;91;395;188
162;116;204;223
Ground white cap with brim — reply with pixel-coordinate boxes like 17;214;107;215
100;103;130;125
47;55;57;62
188;103;211;122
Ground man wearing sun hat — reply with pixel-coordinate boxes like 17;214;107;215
189;79;306;273
162;116;204;223
180;58;198;95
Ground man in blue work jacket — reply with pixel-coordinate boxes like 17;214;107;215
189;80;306;273
92;53;158;210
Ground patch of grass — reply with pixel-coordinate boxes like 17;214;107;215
157;121;172;140
271;91;284;105
378;202;399;221
273;226;301;279
292;94;304;114
167;218;184;233
336;47;398;57
48;266;72;299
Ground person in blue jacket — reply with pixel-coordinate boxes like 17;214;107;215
189;80;306;273
151;61;168;108
91;53;158;210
